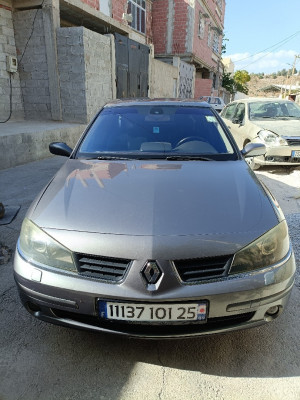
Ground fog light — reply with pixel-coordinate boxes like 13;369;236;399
27;302;41;313
266;306;280;316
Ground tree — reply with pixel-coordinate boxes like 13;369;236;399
222;72;235;94
221;36;229;55
222;70;251;95
234;70;250;94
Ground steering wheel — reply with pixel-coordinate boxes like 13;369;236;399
175;136;207;147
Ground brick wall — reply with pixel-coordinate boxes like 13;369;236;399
194;76;212;98
0;6;24;121
152;0;168;54
14;10;51;120
192;0;224;66
80;0;99;10
172;0;188;54
112;0;153;42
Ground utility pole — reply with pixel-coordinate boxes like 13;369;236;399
288;54;300;96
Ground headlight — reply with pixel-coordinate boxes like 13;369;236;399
258;130;288;147
230;221;290;274
19;218;76;271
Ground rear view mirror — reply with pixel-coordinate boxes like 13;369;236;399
49;142;73;157
241;142;266;157
232;117;242;125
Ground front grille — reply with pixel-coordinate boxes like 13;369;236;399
76;254;131;282
265;156;300;163
52;308;255;336
284;137;300;146
173;255;233;283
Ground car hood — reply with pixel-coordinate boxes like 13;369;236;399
30;159;277;239
251;119;300;136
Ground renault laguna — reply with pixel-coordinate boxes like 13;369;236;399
14;99;296;338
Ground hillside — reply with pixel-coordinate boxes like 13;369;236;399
247;75;300;97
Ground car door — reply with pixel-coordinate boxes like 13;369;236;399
220;102;237;134
226;102;247;149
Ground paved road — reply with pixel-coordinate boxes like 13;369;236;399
0;158;299;400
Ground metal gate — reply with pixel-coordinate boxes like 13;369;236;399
115;33;149;99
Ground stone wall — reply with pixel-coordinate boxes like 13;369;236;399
57;27;87;123
0;5;24;121
150;58;178;98
13;9;51;120
0;122;86;170
84;30;115;120
57;27;115;123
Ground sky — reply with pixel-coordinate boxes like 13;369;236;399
223;0;300;74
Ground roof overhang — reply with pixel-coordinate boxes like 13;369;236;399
13;0;131;36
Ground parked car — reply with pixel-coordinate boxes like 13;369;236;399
221;98;300;169
14;99;295;338
199;96;225;112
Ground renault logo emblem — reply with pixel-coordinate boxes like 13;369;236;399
142;261;162;284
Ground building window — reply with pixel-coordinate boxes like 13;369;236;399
207;25;212;47
216;0;222;11
198;12;205;38
127;0;146;34
212;31;219;54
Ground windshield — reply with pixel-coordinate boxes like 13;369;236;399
77;105;237;160
249;101;300;120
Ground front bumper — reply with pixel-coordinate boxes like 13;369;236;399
252;141;300;166
14;248;296;338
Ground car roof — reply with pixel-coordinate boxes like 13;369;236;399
228;97;294;104
103;98;212;108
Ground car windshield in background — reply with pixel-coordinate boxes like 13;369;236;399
77;105;236;160
249;101;300;120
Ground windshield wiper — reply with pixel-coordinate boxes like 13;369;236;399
96;156;131;160
166;155;214;161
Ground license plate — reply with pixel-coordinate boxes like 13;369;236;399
98;301;207;322
292;150;300;159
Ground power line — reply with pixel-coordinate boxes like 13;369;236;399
231;31;300;64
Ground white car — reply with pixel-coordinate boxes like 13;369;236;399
221;98;300;169
199;96;225;112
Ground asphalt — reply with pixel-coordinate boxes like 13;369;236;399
0;157;299;400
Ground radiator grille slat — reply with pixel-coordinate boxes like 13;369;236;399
174;255;232;283
76;254;131;282
285;137;300;146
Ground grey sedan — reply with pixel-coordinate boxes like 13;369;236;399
14;99;296;338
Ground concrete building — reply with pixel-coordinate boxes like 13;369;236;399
1;0;183;124
0;0;226;126
152;0;226;98
222;57;234;74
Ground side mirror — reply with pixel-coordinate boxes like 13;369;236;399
49;142;73;157
241;142;266;157
232;117;242;125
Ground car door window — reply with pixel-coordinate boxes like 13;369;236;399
222;104;237;120
233;103;245;124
